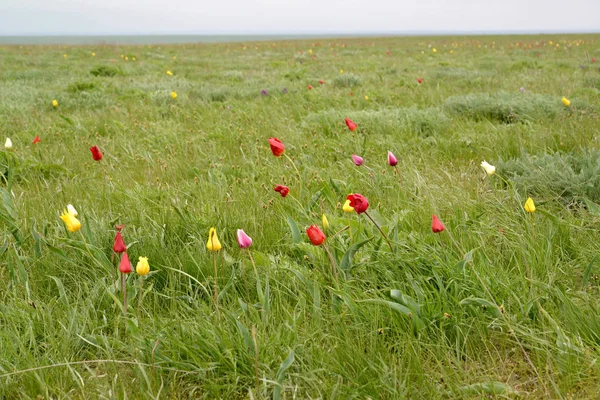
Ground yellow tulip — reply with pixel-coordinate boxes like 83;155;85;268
132;57;136;61
340;69;344;74
364;95;369;101
322;214;329;230
92;52;96;57
206;227;222;252
343;199;354;213
136;256;150;276
561;97;570;107
171;91;177;99
524;197;536;213
60;209;81;232
52;99;58;107
432;48;437;53
166;70;173;76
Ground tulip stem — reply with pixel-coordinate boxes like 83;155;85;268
212;251;220;319
138;276;144;315
394;165;405;191
247;249;258;276
122;273;127;316
364;211;394;252
284;154;301;183
323;244;339;286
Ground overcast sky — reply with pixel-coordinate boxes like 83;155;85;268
0;0;598;36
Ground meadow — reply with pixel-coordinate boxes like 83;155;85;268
1;34;600;398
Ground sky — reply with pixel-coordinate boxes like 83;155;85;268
0;0;599;36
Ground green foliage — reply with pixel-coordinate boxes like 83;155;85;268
89;65;121;77
333;73;361;87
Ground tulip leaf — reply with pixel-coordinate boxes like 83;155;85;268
458;381;516;395
340;237;373;272
454;250;474;271
286;216;302;243
459;297;501;317
305;190;322;212
360;299;426;331
582;255;597;288
273;349;295;400
389;289;421;316
582;198;600;216
49;276;69;306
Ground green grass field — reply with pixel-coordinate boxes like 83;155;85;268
1;34;600;398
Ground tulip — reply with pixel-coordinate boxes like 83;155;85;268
261;89;268;95
431;214;445;233
206;227;222;252
347;193;369;214
364;95;369;101
268;137;285;157
352;154;364;166
387;151;398;167
480;161;496;176
113;231;127;253
306;225;326;246
562;97;570;107
322;214;329;230
524;197;536;213
345;118;358;132
318;79;324;85
60;209;81;232
136;256;150;276
119;252;133;274
274;185;290;197
340;69;344;74
52;99;58;107
417;78;423;84
4;138;13;150
67;204;78;217
90;145;102;161
342;199;354;213
236;229;253;249
32;136;41;144
307;85;313;90
171;91;177;99
166;70;173;76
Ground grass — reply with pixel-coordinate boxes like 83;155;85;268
0;34;600;398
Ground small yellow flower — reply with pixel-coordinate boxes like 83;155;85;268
92;52;96;57
136;257;150;276
322;214;329;230
562;97;570;107
171;91;177;99
524;197;536;213
125;56;129;61
52;99;58;107
432;48;437;53
364;95;369;101
63;54;67;58
132;57;136;61
166;70;173;76
172;56;176;60
309;49;313;54
343;199;354;213
340;69;344;74
60;209;81;232
206;227;222;252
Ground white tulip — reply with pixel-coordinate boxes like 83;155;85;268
67;204;78;217
480;161;496;176
4;138;13;150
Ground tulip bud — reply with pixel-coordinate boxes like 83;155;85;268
206;227;222;252
236;229;253;249
67;204;78;217
322;214;329;230
52;99;58;107
60;208;81;232
524;197;536;213
4;138;13;150
90;145;103;161
480;161;496;176
306;225;326;246
347;193;369;214
32;135;41;144
431;214;445;233
136;256;150;276
345;118;358;132
352;154;364;166
561;97;570;107
113;231;127;253
387;151;398;167
119;252;132;274
171;91;177;99
342;199;354;213
268;137;285;157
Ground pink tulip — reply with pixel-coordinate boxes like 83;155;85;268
236;229;253;248
352;154;364;166
387;151;398;166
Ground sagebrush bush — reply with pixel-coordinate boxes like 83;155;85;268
444;92;560;123
499;150;600;204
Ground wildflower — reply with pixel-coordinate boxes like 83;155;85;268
387;151;398;167
166;70;173;76
67;204;78;217
4;138;13;149
306;225;326;246
520;87;526;92
52;99;58;107
171;91;177;99
322;214;329;230
206;227;222;252
347;193;369;214
236;229;253;248
343;199;354;213
90;145;103;161
431;214;445;233
136;257;150;276
524;197;536;213
92;52;96;56
32;135;41;144
60;208;81;232
365;95;369;100
432;48;437;53
417;78;423;84
274;185;290;197
480;161;496;176
119;252;132;274
352;154;364;166
268;137;285;157
282;88;288;94
319;79;324;85
307;85;313;90
345;118;358;132
340;69;344;74
113;230;127;253
561;96;570;107
261;89;268;96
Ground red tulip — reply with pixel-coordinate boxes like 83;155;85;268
417;78;423;84
32;135;41;144
274;185;290;197
90;145;103;161
386;50;391;55
268;137;285;157
119;252;132;274
113;231;127;253
318;79;324;85
387;151;398;166
347;193;369;214
307;85;313;90
306;225;326;246
345;118;357;132
593;58;597;63
431;214;445;233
